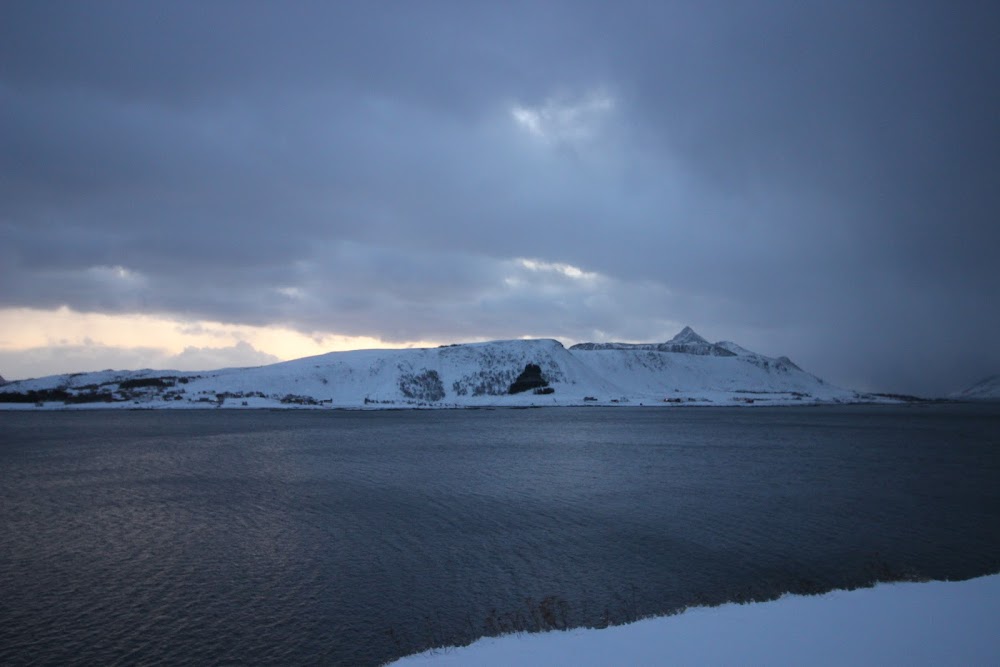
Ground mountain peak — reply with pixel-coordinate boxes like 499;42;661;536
669;326;708;345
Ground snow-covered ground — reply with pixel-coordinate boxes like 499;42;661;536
0;327;879;409
390;574;1000;666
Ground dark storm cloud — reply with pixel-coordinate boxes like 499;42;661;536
1;1;998;395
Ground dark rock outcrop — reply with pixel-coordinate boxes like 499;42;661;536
508;364;549;394
399;369;446;402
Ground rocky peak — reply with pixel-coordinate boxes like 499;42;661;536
668;326;709;346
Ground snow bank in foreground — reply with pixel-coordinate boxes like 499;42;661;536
390;574;1000;666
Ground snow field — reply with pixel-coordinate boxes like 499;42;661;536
390;574;1000;666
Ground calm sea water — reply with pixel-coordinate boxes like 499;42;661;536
1;404;998;665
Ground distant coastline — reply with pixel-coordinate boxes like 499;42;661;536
0;328;944;410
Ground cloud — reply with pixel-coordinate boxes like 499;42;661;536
0;340;279;381
1;1;998;395
165;341;279;370
511;90;615;146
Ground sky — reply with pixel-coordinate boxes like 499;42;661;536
1;1;997;395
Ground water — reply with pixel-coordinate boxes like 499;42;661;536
1;404;998;665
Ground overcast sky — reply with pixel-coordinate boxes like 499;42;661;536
1;1;997;395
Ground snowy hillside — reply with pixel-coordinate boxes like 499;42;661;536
0;327;871;409
954;374;1000;400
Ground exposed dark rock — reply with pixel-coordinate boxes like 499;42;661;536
508;364;549;394
279;394;320;405
450;346;566;397
119;377;174;389
399;369;445;401
570;326;737;357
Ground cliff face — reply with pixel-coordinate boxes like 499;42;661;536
508;364;550;394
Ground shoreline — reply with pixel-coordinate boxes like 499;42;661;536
0;398;932;412
390;574;1000;666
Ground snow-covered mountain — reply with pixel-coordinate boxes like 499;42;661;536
0;327;873;409
954;374;1000;401
570;326;736;357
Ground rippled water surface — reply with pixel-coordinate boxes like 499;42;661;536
1;404;999;665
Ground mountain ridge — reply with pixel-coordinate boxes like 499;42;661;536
570;326;735;357
0;327;880;409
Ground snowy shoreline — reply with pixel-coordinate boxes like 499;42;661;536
389;574;1000;666
0;397;906;411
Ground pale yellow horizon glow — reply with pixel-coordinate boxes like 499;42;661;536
0;306;443;360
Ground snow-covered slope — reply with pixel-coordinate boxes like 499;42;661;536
0;328;867;409
954;374;1000;400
